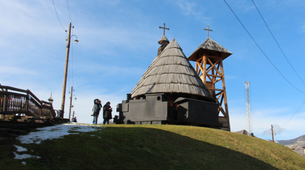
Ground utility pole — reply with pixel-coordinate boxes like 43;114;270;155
271;124;274;142
68;86;74;121
244;81;251;134
60;22;72;118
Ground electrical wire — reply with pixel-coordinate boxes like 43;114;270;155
68;27;75;89
66;0;72;22
51;0;65;30
223;0;305;94
281;97;305;127
251;0;305;86
70;29;75;87
225;0;305;130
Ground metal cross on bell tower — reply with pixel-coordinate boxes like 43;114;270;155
203;24;213;38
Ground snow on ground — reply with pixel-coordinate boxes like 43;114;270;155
16;123;104;144
13;151;41;160
14;145;27;152
14;123;104;163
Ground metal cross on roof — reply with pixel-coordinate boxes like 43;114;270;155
203;24;213;38
159;23;170;35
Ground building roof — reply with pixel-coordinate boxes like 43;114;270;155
158;35;169;44
131;38;213;100
188;37;232;61
235;129;254;137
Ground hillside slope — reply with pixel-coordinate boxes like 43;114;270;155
1;124;305;170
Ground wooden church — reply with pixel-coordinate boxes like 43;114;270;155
116;24;232;131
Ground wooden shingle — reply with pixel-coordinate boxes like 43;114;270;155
131;38;213;100
188;37;232;61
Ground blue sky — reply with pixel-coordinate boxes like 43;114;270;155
1;0;305;141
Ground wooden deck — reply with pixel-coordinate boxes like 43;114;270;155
0;85;68;128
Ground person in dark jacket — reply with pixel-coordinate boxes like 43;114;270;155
72;116;77;122
103;101;112;124
92;99;102;124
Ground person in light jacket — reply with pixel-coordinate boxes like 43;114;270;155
103;101;112;124
92;99;102;124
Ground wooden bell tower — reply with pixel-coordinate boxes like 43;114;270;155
188;26;232;131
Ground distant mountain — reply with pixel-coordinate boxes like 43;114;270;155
277;135;305;145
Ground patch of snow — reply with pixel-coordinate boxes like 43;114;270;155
14;145;27;152
13;123;104;161
13;152;41;160
14;144;40;161
16;123;104;144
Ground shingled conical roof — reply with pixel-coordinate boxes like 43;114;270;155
131;38;213;100
188;37;232;61
158;35;169;44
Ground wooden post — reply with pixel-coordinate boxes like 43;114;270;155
68;86;73;121
60;22;72;118
3;89;7;112
220;60;229;118
25;91;29;115
203;55;207;83
271;125;274;142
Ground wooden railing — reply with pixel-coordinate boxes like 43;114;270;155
0;85;55;119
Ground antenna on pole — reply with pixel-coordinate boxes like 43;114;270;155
244;81;252;134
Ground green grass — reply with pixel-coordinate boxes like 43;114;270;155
1;124;305;170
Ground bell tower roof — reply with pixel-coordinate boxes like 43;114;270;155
188;37;232;61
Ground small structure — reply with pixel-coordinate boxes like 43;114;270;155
188;30;232;130
117;34;223;128
235;129;254;137
117;24;233;130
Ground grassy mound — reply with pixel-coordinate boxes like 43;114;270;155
1;124;305;170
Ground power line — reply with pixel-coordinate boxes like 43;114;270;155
66;0;72;22
251;0;305;86
51;0;65;30
281;97;305;127
223;0;305;94
66;0;73;87
70;28;75;87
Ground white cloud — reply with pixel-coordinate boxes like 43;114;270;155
177;0;195;15
0;66;38;76
0;0;64;37
176;0;209;22
229;105;305;140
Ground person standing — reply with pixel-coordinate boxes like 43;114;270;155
72;116;77;122
92;99;102;124
103;101;112;124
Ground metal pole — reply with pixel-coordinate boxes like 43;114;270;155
68;86;73;121
60;22;71;118
244;81;251;134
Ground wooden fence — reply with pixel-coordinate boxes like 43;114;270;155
0;85;56;119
